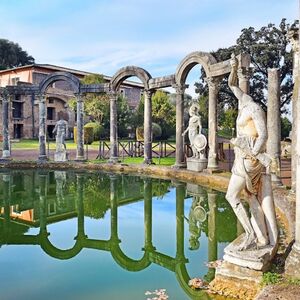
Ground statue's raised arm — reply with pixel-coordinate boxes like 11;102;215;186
228;53;244;102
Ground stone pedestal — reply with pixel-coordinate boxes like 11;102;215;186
285;245;300;278
209;261;261;300
54;151;68;162
223;233;278;271
186;157;208;172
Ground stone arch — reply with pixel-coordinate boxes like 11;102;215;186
39;72;81;95
175;51;217;85
109;66;153;164
110;66;152;91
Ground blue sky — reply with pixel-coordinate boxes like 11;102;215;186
0;0;298;96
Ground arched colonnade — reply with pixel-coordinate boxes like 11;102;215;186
0;52;251;169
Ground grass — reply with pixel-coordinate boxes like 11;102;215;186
260;272;300;287
11;139;99;150
90;157;175;166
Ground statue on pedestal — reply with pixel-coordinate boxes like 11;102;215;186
53;118;69;162
223;54;278;270
183;103;208;171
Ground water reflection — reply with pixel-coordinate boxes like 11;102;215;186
0;170;237;299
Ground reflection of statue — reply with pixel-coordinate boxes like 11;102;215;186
53;118;68;161
182;104;206;159
55;171;67;208
185;195;206;250
225;54;278;255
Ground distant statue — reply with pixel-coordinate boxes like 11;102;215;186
225;54;278;252
182;103;207;159
53;118;69;161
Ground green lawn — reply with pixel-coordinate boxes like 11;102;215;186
11;139;100;150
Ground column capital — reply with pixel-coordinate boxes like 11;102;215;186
144;89;154;98
37;93;46;102
237;67;252;82
205;76;222;90
108;90;118;99
0;87;10;101
172;83;189;95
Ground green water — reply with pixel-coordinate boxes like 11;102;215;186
0;170;237;300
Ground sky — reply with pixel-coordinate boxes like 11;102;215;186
0;0;298;97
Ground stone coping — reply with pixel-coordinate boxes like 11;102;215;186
0;160;294;241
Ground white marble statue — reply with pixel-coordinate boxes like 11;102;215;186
182;103;206;159
225;54;278;252
53;118;69;161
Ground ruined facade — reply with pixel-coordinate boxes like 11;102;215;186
0;64;143;139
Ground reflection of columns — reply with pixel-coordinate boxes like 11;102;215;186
110;175;119;241
144;90;153;164
38;94;47;161
173;84;188;168
75;174;86;239
38;172;48;234
205;191;217;282
206;77;221;170
176;182;186;261
109;91;118;163
237;67;251;94
144;179;154;250
76;93;85;160
1;89;11;159
267;68;282;185
3;174;11;234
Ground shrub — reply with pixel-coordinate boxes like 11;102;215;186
135;122;162;141
73;126;94;145
84;122;102;141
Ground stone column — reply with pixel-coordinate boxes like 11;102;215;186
173;84;188;168
1;89;11;159
75;93;85;160
206;77;221;170
144;90;153;164
267;68;282;185
109;91;118;163
285;17;300;278
287;28;299;193
38;94;47;161
237;67;251;94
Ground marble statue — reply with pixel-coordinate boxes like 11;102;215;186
182;103;206;159
183;104;208;172
224;54;278;268
53;118;69;162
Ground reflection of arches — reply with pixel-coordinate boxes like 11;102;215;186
175;51;217;84
39;234;83;260
110;66;151;91
39;72;80;95
110;243;151;272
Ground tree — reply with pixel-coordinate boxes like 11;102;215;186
69;74;110;137
0;39;35;70
281;116;292;139
195;18;296;114
117;95;134;138
151;90;176;139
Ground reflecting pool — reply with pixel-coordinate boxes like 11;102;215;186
0;170;237;300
